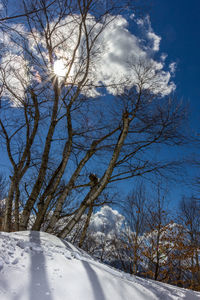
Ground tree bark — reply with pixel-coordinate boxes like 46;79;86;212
58;112;131;238
79;201;94;248
3;180;15;232
19;82;60;230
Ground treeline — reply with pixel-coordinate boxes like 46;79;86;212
0;174;199;291
65;188;200;292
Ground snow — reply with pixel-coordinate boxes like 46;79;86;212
0;231;199;300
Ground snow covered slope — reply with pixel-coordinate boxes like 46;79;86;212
0;231;199;300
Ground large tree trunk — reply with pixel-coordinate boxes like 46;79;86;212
78;201;94;248
58;112;131;238
19;83;60;230
46;127;119;234
3;180;15;232
2;91;39;232
13;186;20;231
32;107;73;231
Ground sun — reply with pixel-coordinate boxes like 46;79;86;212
53;59;67;77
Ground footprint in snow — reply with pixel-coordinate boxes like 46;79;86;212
0;258;4;271
12;258;19;265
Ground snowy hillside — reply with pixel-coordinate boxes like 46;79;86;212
0;231;200;300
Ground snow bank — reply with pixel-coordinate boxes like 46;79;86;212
0;231;199;300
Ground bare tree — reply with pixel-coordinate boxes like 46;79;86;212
142;185;170;280
0;173;6;199
0;0;56;22
78;191;112;248
119;185;149;275
0;0;187;235
0;173;7;229
179;196;200;290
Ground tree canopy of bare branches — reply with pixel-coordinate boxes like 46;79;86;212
0;0;187;235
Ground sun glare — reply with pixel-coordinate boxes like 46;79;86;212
53;59;66;77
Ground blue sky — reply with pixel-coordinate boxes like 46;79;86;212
151;0;200;131
115;0;200;209
134;0;200;207
0;0;200;210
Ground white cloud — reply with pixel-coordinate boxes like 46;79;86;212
84;14;174;96
0;13;176;105
89;206;124;235
136;18;145;26
147;31;161;51
136;15;161;52
160;53;168;62
0;53;30;106
169;62;176;74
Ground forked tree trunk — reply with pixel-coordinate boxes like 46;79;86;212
19;84;60;230
58;112;131;238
